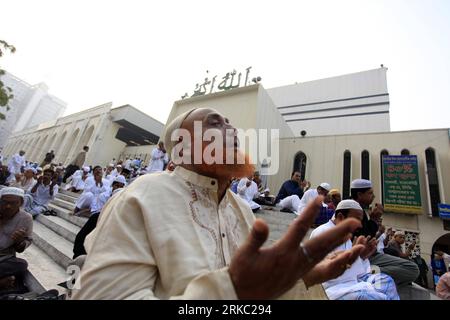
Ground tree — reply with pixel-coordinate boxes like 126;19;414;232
0;40;16;120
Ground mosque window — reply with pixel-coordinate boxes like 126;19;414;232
293;151;307;181
425;147;441;217
342;150;351;199
401;149;410;155
361;150;370;180
380;149;389;204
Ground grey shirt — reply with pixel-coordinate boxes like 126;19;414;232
0;209;33;256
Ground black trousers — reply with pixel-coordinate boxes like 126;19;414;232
62;165;80;183
73;212;99;259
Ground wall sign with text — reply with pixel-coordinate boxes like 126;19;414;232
382;155;422;214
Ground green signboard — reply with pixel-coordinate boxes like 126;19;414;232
382;155;422;214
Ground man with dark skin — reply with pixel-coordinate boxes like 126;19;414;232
25;169;59;217
72;108;364;300
0;187;33;293
351;179;419;287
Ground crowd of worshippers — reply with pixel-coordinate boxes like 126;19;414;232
1;107;449;300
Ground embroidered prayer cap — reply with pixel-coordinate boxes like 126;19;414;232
350;179;372;189
163;108;198;155
319;182;331;191
336;199;363;212
0;187;25;199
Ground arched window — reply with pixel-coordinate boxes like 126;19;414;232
425;148;441;217
342;150;352;199
380;149;389;203
401;149;410;155
361;150;370;180
293;151;307;181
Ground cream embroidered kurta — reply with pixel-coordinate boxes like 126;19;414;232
71;166;326;300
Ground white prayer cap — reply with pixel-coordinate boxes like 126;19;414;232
163;108;198;154
336;199;363;212
83;166;90;172
25;167;37;174
108;163;114;167
319;182;331;191
114;175;127;185
264;188;270;193
37;167;43;172
0;187;25;199
116;164;122;168
394;230;405;237
350;179;372;189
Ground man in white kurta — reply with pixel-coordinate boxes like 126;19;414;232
7;151;26;182
297;182;331;215
71;166;326;300
310;200;399;300
237;176;261;211
148;142;167;173
71;107;364;300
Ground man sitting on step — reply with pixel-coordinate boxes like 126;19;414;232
23;169;59;218
72;176;127;260
0;187;33;295
73;171;125;218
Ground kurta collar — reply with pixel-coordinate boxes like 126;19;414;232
174;166;219;192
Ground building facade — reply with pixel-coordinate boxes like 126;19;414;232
2;103;164;167
267;68;390;137
0;71;67;148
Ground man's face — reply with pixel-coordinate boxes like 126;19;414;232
394;234;405;245
0;195;23;221
43;171;52;184
317;187;329;197
180;108;253;179
94;167;103;178
24;170;34;179
291;172;301;183
358;188;375;206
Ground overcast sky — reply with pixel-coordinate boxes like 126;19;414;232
1;0;450;131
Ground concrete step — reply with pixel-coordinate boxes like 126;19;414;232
51;197;76;211
32;221;74;269
18;244;67;294
59;188;82;198
36;214;81;243
47;203;88;228
55;192;78;204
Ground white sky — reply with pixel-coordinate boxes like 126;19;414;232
1;0;450;131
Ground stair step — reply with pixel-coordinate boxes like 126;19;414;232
36;214;80;243
52;197;76;211
59;188;82;198
47;203;88;228
55;192;78;204
18;244;68;293
32;222;74;269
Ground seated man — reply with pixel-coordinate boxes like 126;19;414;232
385;231;416;259
23;169;59;218
10;168;36;192
310;200;399;300
72;175;127;259
0;187;33;295
71;107;364;300
254;188;276;207
297;182;331;215
275;171;304;203
237;174;261;212
68;167;90;193
73;166;112;217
